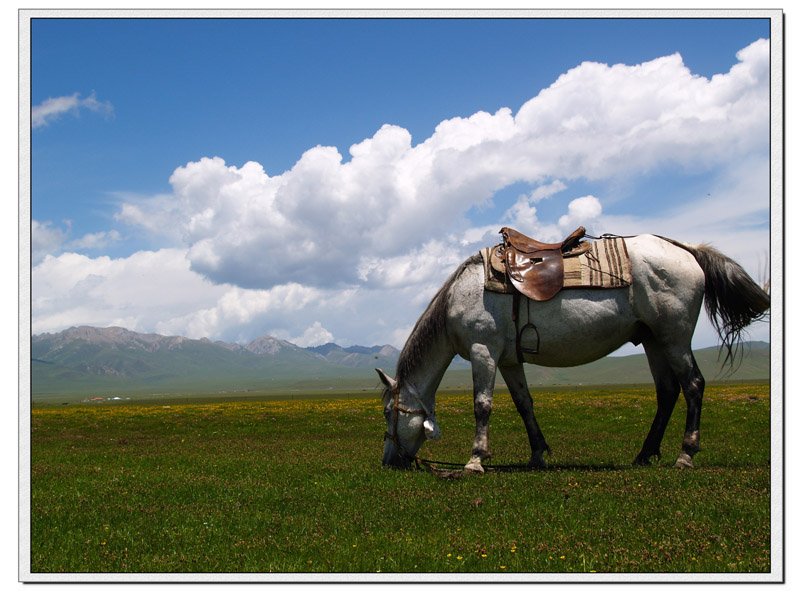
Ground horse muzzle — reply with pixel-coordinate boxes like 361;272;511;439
382;438;413;469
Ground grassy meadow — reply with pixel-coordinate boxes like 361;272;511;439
29;383;772;576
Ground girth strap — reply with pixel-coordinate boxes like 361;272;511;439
513;291;540;363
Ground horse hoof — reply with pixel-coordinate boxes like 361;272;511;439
633;449;661;466
673;453;694;469
527;457;547;469
463;459;485;474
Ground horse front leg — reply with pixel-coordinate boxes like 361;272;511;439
499;363;550;468
464;343;497;473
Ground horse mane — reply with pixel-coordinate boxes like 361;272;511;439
395;253;482;384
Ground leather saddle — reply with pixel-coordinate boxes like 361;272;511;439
499;226;589;301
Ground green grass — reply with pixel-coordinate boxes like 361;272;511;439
29;383;771;574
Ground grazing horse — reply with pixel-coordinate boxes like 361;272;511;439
378;234;769;472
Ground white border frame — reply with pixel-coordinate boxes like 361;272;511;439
18;8;784;584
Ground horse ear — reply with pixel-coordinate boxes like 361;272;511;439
375;368;397;389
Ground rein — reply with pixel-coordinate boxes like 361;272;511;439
417;458;541;473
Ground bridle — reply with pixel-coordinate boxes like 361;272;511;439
383;386;427;465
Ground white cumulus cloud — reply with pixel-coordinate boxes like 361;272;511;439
36;40;770;350
289;322;335;347
32;249;225;335
113;40;768;294
32;249;387;346
558;195;603;230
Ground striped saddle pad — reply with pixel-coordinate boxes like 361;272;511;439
482;236;632;297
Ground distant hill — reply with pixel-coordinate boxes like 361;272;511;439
306;342;401;368
30;326;401;400
522;341;770;386
29;326;769;401
432;341;769;390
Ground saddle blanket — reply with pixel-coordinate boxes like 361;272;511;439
482;236;632;297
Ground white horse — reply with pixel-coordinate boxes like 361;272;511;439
378;234;769;472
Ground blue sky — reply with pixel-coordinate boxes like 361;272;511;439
29;15;773;352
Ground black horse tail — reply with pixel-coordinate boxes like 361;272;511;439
658;236;771;367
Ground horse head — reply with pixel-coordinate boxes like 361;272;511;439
376;368;440;469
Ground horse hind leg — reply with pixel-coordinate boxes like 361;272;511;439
499;363;550;468
634;340;681;466
637;335;705;468
673;353;705;468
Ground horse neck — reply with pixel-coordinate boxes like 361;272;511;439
401;336;455;415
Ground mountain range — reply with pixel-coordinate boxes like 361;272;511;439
31;326;403;400
30;326;770;402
